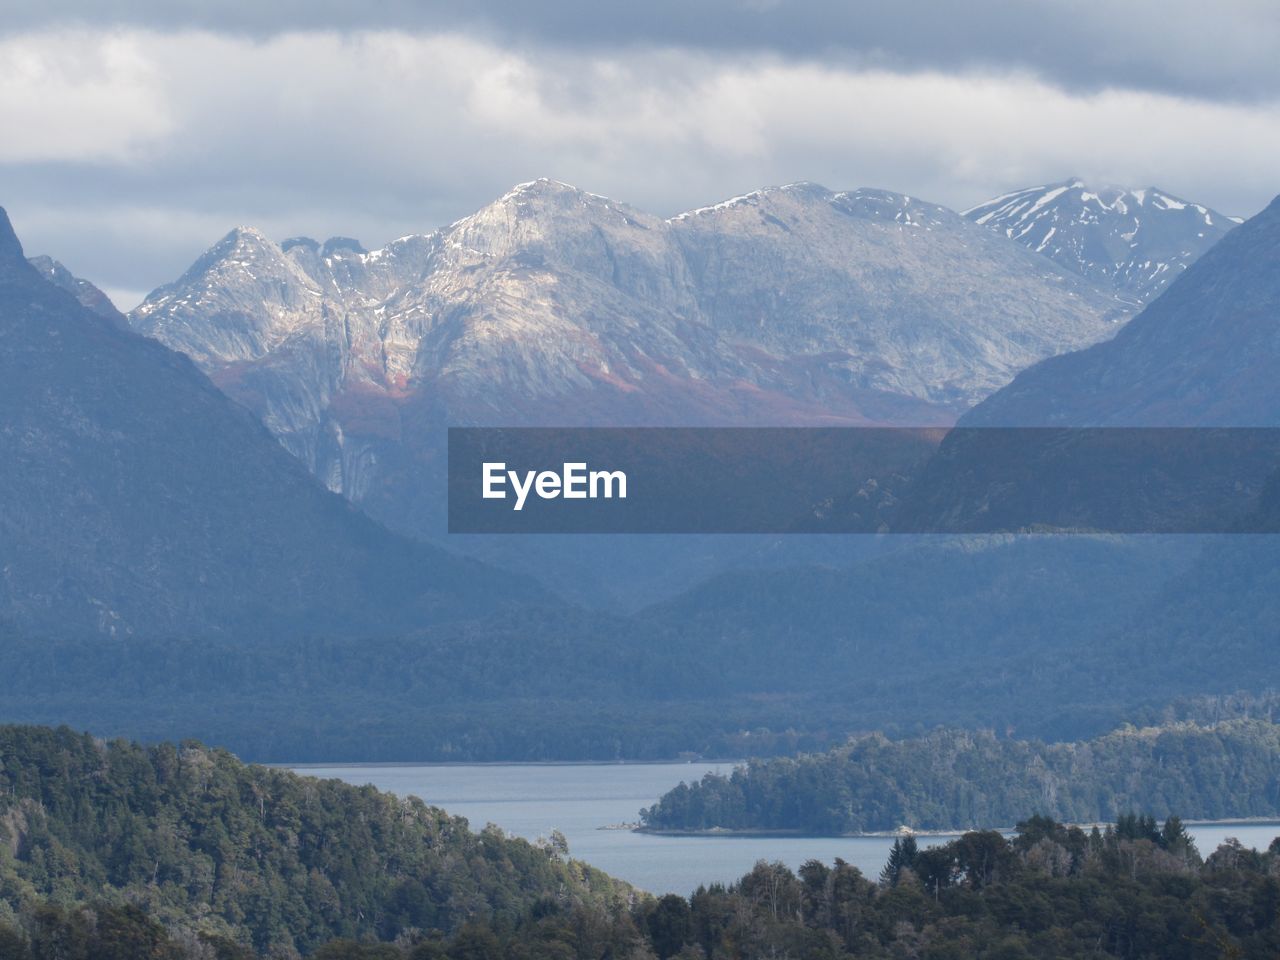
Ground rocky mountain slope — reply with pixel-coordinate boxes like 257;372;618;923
965;179;1238;305
0;206;539;639
129;179;1128;514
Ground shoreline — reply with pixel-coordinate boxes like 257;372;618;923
630;817;1280;839
277;758;745;769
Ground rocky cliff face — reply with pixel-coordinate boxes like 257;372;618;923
669;183;1126;406
130;179;1131;512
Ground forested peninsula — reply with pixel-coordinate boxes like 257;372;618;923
639;720;1280;834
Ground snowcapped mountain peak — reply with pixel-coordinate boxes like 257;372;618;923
775;180;833;198
468;177;645;224
669;182;852;222
964;194;1280;427
964;179;1237;302
831;188;953;228
160;226;298;293
131;225;325;367
669;190;767;221
494;177;619;210
671;183;950;230
504;176;576;195
221;225;274;250
446;178;665;266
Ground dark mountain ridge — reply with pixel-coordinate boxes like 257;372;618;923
0;207;540;639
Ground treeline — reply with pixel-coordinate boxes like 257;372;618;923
0;726;631;956
2;814;1278;959
640;720;1280;833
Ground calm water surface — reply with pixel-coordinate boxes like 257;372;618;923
289;762;1280;896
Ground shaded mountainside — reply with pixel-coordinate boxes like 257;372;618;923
639;720;1280;834
640;536;1189;693
0;725;631;955
964;193;1280;427
965;179;1237;304
891;193;1280;538
0;207;540;639
24;254;127;327
0;536;1248;762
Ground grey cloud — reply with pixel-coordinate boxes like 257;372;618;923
4;0;1280;102
2;24;1278;304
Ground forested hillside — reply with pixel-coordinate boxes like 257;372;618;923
0;537;1216;763
0;727;631;955
639;720;1280;834
3;800;1279;959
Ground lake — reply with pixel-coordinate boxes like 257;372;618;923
289;761;1280;896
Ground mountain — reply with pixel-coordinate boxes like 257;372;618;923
0;206;538;639
887;196;1280;535
963;193;1280;427
665;183;1128;407
128;179;1128;539
964;179;1238;305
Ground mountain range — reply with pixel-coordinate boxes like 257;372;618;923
110;177;1239;606
127;180;1132;509
1;178;1277;761
112;177;1236;583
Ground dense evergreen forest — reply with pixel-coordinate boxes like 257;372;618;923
639;720;1280;834
0;726;630;956
1;724;1278;958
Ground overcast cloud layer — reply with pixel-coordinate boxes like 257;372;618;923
1;2;1278;308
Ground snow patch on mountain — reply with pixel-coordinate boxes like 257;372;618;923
964;179;1236;303
130;178;1132;506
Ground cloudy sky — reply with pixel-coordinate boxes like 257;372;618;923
3;0;1279;309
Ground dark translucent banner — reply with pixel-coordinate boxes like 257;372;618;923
447;427;1280;534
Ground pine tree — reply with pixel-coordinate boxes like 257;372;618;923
879;834;918;886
